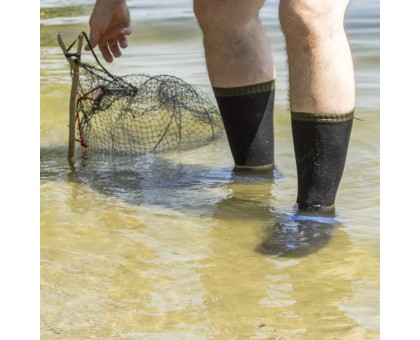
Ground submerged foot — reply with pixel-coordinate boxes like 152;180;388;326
255;208;339;258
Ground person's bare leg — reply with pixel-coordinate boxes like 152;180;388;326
280;0;355;211
194;0;274;87
280;0;355;114
194;0;276;170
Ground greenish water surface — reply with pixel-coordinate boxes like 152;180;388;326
40;0;380;338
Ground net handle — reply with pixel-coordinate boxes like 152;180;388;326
57;32;84;170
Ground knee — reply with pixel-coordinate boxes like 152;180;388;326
279;0;349;40
194;0;264;35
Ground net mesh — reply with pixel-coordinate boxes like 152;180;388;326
70;44;223;155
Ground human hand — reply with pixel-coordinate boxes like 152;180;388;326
85;0;132;62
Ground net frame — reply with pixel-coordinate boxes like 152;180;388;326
57;32;83;170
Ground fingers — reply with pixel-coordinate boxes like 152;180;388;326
84;27;131;62
85;27;100;51
99;43;114;63
118;27;131;48
120;26;132;36
118;35;128;49
109;42;122;59
98;36;129;63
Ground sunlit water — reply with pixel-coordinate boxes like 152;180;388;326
40;0;380;338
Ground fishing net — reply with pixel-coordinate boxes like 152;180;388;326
58;32;223;166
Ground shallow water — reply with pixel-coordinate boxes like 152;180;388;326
40;0;380;338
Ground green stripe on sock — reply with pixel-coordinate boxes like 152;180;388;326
213;80;275;97
291;110;355;123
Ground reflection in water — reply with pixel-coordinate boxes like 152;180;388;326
212;169;340;258
42;147;232;213
256;210;339;258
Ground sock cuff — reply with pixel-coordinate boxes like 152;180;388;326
291;110;355;123
212;80;275;97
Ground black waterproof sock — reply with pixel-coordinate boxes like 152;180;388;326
213;80;275;168
291;111;354;211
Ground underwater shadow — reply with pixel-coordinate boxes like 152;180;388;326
255;209;340;258
41;146;246;214
208;168;341;258
41;146;342;258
